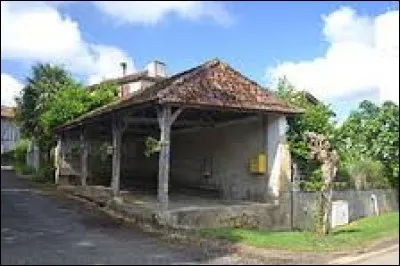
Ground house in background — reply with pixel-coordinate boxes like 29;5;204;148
1;106;20;154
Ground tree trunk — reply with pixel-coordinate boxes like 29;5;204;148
321;182;333;235
318;163;336;235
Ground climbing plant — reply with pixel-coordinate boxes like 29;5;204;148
306;132;338;235
144;137;161;157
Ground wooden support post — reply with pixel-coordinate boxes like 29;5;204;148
111;117;122;198
80;127;88;186
157;106;182;211
54;135;61;185
55;133;66;185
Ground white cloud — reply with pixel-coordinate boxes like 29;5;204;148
1;1;231;86
1;1;135;85
92;1;233;26
1;74;24;107
267;7;399;104
1;2;82;61
84;45;136;84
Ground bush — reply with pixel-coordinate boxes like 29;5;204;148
33;163;55;184
299;181;350;192
14;162;36;175
310;168;322;182
299;180;324;192
346;158;390;189
299;168;325;192
332;181;350;190
13;139;30;164
336;162;352;183
1;150;14;166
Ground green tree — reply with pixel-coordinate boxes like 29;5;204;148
41;81;118;133
273;77;337;175
336;100;399;187
16;63;119;167
87;81;119;110
15;63;80;158
40;86;91;134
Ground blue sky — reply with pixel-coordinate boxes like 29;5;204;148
1;1;399;122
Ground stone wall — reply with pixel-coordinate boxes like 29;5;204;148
170;116;269;201
1;117;20;154
120;134;158;189
26;141;40;172
87;139;113;186
59;138;81;184
288;189;399;230
60;138;113;186
162;189;398;230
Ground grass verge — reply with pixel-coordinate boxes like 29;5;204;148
199;212;399;252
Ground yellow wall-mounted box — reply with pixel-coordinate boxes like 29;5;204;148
250;153;267;174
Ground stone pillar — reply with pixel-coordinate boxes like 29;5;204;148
266;113;291;201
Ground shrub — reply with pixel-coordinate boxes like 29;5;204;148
346;158;390;189
33;163;55;183
299;181;351;192
310;168;322;182
332;181;350;190
1;150;14;166
299;180;324;192
13;139;30;164
299;168;325;192
14;162;36;175
336;162;352;183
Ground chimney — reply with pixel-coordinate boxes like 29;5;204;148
120;62;127;76
119;62;129;99
146;61;166;78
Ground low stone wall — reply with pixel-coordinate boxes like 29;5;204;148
58;185;157;224
163;189;398;230
288;189;399;230
58;185;113;205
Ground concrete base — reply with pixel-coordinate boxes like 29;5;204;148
57;185;290;230
161;203;289;230
56;185;399;232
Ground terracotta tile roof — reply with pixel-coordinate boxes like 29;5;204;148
1;106;16;119
57;59;303;131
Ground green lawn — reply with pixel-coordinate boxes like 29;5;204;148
200;212;399;252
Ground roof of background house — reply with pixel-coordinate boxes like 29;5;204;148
1;106;16;119
87;70;165;91
57;58;303;131
301;91;320;105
